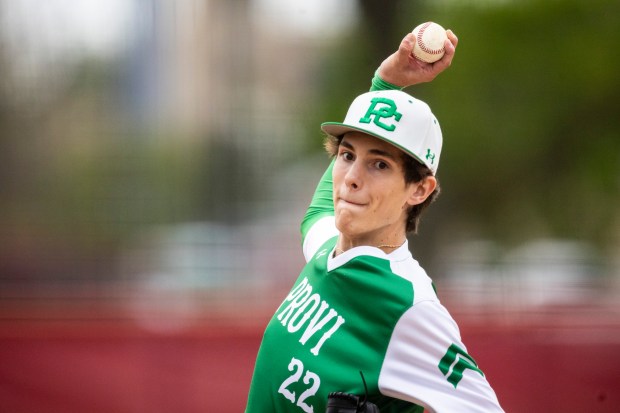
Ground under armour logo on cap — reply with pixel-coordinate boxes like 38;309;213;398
426;148;436;164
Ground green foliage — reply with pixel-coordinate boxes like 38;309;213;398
433;0;620;247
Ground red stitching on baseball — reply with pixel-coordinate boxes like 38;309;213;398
417;22;444;55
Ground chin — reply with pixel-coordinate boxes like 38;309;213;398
334;216;357;237
335;220;369;242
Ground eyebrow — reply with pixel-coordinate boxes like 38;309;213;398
340;139;398;160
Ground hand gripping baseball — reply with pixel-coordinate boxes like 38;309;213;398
377;29;458;88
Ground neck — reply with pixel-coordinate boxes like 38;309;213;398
334;235;406;256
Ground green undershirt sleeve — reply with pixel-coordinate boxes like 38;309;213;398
300;160;335;243
370;70;405;91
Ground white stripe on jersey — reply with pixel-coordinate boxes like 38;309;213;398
302;216;338;262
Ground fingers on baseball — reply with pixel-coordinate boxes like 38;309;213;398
446;30;458;49
434;51;454;71
438;30;457;66
400;33;416;56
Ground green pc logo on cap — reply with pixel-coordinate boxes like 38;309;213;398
359;97;402;132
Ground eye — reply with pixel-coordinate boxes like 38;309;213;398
374;160;389;170
340;151;354;161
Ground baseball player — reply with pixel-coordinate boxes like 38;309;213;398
245;30;504;413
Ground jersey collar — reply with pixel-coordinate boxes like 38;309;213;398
327;239;410;272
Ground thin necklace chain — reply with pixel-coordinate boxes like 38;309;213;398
335;241;405;255
376;243;403;249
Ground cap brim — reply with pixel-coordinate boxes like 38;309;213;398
321;121;429;171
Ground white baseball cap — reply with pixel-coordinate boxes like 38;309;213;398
321;90;442;174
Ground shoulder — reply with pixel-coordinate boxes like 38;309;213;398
388;248;439;305
303;216;338;262
378;301;504;412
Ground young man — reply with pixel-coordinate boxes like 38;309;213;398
245;31;504;412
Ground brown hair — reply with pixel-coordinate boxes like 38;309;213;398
324;134;440;234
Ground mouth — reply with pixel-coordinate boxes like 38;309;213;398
337;198;366;207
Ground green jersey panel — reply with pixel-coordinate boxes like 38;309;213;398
245;238;422;413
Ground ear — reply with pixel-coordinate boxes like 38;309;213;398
406;176;437;207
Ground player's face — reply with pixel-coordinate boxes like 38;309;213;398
332;132;432;247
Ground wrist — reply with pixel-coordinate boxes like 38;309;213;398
371;70;405;91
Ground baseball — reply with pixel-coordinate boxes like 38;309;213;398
411;22;448;63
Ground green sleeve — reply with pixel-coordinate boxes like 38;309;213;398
300;160;335;243
370;70;404;91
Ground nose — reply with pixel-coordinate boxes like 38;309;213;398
344;159;363;190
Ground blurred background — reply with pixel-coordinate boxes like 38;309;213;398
0;0;619;411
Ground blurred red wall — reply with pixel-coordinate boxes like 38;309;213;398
1;305;619;412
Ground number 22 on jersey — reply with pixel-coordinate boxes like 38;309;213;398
278;357;321;413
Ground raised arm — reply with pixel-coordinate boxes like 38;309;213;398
301;28;458;260
375;29;458;88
